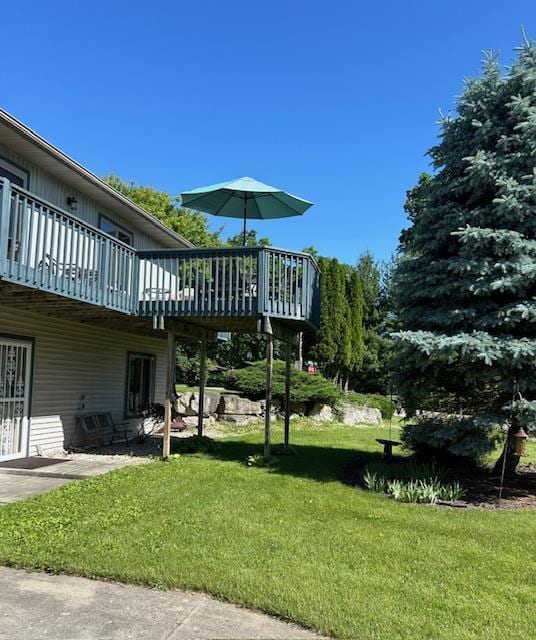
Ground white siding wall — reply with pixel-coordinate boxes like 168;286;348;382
0;307;167;454
0;143;160;251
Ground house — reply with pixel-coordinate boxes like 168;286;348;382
0;109;320;462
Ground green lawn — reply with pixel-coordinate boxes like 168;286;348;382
0;423;534;639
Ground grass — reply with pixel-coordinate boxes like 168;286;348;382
0;422;535;639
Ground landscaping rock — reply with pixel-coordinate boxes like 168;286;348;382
190;391;221;417
174;393;192;415
340;403;382;426
218;394;263;416
218;414;262;426
308;403;334;422
182;415;217;430
261;398;282;416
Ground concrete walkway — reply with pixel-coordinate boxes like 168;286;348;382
0;567;322;640
0;456;150;503
0;474;73;502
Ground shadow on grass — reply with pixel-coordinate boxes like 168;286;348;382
194;437;389;485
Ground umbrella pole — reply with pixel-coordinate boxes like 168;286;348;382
243;194;248;246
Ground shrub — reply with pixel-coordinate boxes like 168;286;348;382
170;436;219;454
246;454;273;467
224;361;341;406
362;460;465;503
400;414;502;464
344;392;395;419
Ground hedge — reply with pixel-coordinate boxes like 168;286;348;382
224;361;341;406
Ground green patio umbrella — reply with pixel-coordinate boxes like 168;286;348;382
180;176;313;245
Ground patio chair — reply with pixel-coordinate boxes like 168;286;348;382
143;287;195;302
77;412;132;448
38;254;99;284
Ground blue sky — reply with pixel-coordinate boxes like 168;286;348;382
2;1;535;263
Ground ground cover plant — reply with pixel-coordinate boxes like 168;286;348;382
362;460;465;503
0;422;534;640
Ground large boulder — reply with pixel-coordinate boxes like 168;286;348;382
260;398;282;417
218;394;263;416
190;391;221;417
174;392;193;415
308;403;334;422
339;403;382;426
182;415;217;430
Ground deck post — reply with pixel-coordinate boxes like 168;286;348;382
284;341;292;451
0;178;11;276
264;332;274;460
197;339;207;438
162;330;175;458
297;332;303;370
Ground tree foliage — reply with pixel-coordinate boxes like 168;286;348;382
226;229;270;247
394;41;536;467
349;252;394;393
312;257;366;387
104;174;223;247
224;360;341;405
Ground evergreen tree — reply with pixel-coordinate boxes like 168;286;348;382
351;252;392;393
395;41;536;472
346;271;365;388
399;172;432;253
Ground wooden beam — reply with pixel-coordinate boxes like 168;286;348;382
162;330;175;458
258;317;300;346
264;332;274;460
284;341;292;451
197;339;207;438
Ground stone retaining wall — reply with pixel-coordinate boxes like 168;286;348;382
174;391;382;427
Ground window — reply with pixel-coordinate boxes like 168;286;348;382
126;353;155;416
0;157;29;188
99;214;133;246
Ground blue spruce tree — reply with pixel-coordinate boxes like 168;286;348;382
395;40;536;473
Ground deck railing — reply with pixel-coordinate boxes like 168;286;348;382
0;179;136;313
137;246;320;326
0;179;320;327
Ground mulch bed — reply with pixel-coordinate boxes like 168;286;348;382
451;463;536;510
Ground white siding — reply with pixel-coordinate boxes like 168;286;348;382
0;307;167;454
0;143;161;251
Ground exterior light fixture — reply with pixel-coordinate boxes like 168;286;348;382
67;196;78;211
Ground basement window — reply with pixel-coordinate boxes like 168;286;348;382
126;353;156;417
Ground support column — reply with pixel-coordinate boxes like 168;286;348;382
297;332;303;370
284;341;292;451
163;330;175;459
264;333;274;460
197;339;207;439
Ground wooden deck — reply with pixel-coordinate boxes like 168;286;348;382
0;179;320;333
